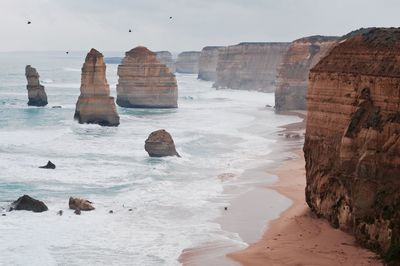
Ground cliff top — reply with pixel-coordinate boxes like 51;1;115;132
237;42;290;46
293;35;339;44
155;51;172;55
178;51;201;56
201;46;223;51
126;46;156;57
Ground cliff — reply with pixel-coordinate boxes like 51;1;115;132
116;46;178;108
198;46;222;81
155;51;176;73
304;28;400;262
25;65;48;106
213;42;289;92
176;51;201;74
74;48;120;126
275;36;338;112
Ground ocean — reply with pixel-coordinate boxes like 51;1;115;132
0;51;299;266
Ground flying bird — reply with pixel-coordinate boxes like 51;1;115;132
27;21;31;24
65;51;69;55
129;29;132;32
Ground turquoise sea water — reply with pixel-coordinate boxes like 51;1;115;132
0;51;299;265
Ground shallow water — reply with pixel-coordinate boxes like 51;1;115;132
0;52;299;266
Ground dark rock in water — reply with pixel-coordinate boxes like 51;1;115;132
74;209;81;215
128;208;133;212
25;65;48;107
144;129;180;157
109;210;113;214
39;161;56;169
69;197;95;211
224;207;228;211
12;195;48;212
57;210;63;216
2;214;6;216
52;106;62;108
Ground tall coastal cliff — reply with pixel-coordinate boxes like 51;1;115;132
155;51;176;73
198;46;222;81
275;36;338;112
304;28;400;261
213;42;289;92
176;51;201;74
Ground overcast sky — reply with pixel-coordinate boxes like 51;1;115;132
0;0;399;52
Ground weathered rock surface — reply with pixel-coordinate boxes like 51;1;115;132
145;129;180;157
12;195;48;212
116;46;178;108
304;28;400;261
74;48;120;126
176;51;201;74
213;42;289;92
25;65;48;106
155;51;176;73
198;46;222;81
69;197;94;211
275;36;338;112
39;160;56;169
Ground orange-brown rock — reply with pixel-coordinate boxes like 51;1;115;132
176;51;201;74
198;46;222;81
275;36;338;112
213;42;289;92
74;48;120;126
25;65;48;106
144;129;180;157
116;46;178;108
304;28;400;262
69;197;94;211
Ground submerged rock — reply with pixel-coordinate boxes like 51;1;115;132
39;160;56;169
12;195;48;212
25;65;48;106
74;48;120;126
144;129;180;157
69;197;95;211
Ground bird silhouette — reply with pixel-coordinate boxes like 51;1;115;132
169;16;172;19
27;21;31;24
129;29;132;32
66;51;69;55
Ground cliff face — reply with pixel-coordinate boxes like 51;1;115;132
176;51;201;74
116;46;178;108
213;42;289;92
198;46;222;81
155;51;176;73
275;36;338;112
304;28;400;260
25;65;48;106
74;48;120;126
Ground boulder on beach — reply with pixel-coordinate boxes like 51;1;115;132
12;195;48;212
144;129;180;157
25;65;48;107
39;160;56;169
69;197;95;211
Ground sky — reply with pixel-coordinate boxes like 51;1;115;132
0;0;399;53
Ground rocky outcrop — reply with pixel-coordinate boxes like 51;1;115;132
214;42;289;92
145;129;180;157
155;51;176;73
275;36;338;112
74;49;120;127
25;65;48;106
304;28;400;261
116;46;178;108
12;195;48;212
176;51;201;74
198;46;222;81
69;197;94;211
39;160;56;169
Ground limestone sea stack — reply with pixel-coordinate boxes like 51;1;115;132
116;46;178;108
198;46;222;81
25;65;48;106
74;49;120;126
145;129;180;157
176;51;201;74
155;51;176;73
214;42;289;92
304;28;400;260
275;36;338;112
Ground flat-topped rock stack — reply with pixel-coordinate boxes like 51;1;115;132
198;46;222;81
116;46;178;108
176;51;201;74
213;42;289;92
275;35;338;112
74;48;120;126
25;65;48;106
155;51;176;73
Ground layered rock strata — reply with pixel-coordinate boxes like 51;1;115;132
198;46;222;81
275;36;338;112
155;51;176;73
213;42;289;92
116;46;178;108
176;51;201;74
304;28;400;261
74;49;120;126
25;65;48;106
145;129;180;157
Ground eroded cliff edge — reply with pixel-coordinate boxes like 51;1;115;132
304;28;400;262
198;46;222;81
